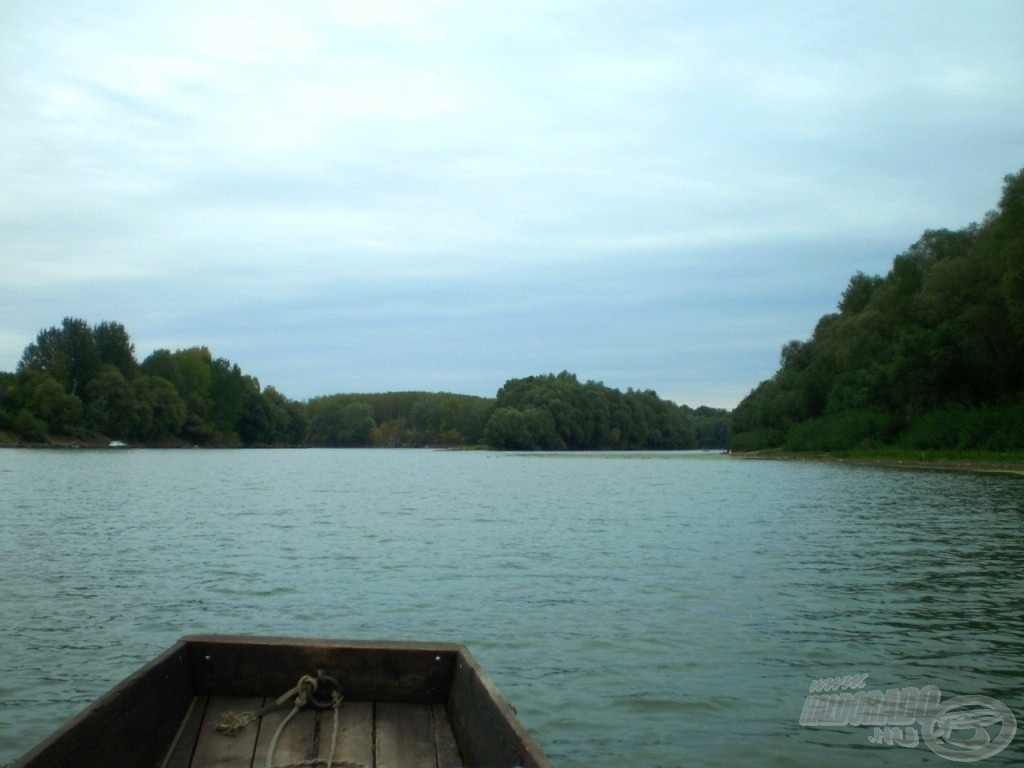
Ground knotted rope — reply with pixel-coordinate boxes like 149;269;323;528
216;671;360;768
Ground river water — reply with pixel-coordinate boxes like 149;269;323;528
1;449;1021;767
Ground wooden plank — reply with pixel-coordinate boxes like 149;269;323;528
11;641;195;768
432;702;464;768
253;704;317;767
14;636;550;768
184;635;458;704
189;696;263;768
447;651;552;768
376;702;437;768
324;701;373;768
160;697;208;768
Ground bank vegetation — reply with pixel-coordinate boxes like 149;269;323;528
0;325;727;450
731;169;1024;453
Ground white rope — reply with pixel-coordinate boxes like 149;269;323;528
216;673;359;768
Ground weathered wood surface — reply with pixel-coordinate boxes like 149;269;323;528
11;641;194;768
190;696;264;768
331;701;375;767
13;635;552;768
165;696;464;768
186;635;458;704
448;651;550;768
253;701;317;766
160;697;208;768
432;703;464;768
376;702;435;768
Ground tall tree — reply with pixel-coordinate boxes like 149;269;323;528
86;366;136;438
19;317;100;398
130;376;187;440
93;321;138;379
23;371;85;436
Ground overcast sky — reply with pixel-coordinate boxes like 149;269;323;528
2;1;1022;408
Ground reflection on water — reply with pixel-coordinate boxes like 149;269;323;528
1;450;1021;766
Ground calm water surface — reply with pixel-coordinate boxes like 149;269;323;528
1;449;1022;766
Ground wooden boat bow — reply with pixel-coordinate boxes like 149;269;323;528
12;634;553;768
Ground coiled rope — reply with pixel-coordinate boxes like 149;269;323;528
216;670;360;768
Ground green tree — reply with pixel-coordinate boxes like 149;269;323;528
338;402;375;445
24;372;84;436
686;406;730;449
731;167;1024;451
308;399;375;446
129;375;187;440
838;272;884;314
12;408;46;442
140;349;185;392
0;371;19;429
263;386;308;445
173;347;216;443
237;389;275;445
488;372;694;450
85;365;136;438
93;321;138;379
208;358;258;441
19;317;101;398
484;407;532;449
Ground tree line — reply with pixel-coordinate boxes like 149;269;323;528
0;323;728;449
14;169;1020;455
730;168;1024;452
484;371;696;450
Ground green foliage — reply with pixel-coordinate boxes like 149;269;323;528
305;391;491;447
236;389;277;446
783;408;903;452
898;399;1024;451
732;168;1024;452
129;376;188;440
6;321;714;450
9;318;302;445
838;272;884;314
685;405;730;449
208;358;258;441
262;386;309;445
23;371;85;436
19;317;102;398
169;347;216;443
308;399;375;446
140;349;185;391
93;321;138;379
483;407;533;449
85;365;135;437
484;371;695;450
12;408;46;442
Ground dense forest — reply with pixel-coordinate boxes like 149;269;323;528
0;323;727;449
731;168;1024;452
15;167;1018;454
484;372;696;450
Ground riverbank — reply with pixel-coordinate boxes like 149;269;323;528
733;448;1024;475
0;429;197;449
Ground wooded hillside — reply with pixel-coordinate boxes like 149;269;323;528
731;169;1024;452
0;325;725;449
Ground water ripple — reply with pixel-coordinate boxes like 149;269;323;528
1;450;1022;767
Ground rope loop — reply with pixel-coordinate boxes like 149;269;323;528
215;671;349;768
308;669;343;709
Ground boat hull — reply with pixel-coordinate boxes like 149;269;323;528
12;634;552;768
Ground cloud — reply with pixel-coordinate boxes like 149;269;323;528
2;0;1023;409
